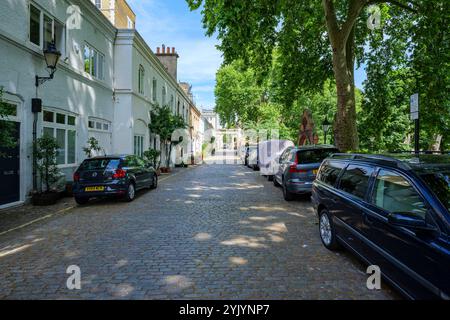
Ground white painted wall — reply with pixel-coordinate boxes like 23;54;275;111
0;0;116;205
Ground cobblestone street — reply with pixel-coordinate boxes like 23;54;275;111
0;152;397;299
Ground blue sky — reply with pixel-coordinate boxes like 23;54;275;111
127;0;366;110
127;0;222;111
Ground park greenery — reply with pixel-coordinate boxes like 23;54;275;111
188;0;449;152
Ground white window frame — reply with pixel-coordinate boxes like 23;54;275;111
83;43;105;80
95;0;102;9
134;135;144;157
88;117;111;133
152;78;157;102
138;65;145;95
29;2;65;54
41;109;77;167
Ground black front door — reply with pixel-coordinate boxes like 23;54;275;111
0;121;20;206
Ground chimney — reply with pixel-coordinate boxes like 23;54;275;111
156;47;160;54
155;44;179;81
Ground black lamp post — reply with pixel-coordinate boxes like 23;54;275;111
33;41;61;191
322;118;331;145
35;41;61;88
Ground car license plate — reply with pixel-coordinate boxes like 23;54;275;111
85;186;105;192
313;169;318;175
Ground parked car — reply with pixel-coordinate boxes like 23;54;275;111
73;155;158;205
247;146;259;171
312;153;450;299
273;145;339;200
258;140;295;181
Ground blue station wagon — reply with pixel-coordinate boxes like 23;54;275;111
311;153;450;299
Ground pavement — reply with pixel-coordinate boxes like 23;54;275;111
0;151;398;299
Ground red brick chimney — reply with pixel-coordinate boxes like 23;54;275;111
155;44;179;81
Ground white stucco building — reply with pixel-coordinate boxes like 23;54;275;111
0;0;198;208
0;0;116;208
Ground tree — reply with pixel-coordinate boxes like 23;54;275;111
149;105;187;168
187;0;438;152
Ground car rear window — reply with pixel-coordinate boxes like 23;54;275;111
297;148;339;164
79;159;120;171
317;160;346;186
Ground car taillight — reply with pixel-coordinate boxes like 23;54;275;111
73;172;80;182
289;165;307;173
112;168;126;179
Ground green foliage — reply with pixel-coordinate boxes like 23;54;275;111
143;148;161;169
188;0;449;152
149;104;187;168
0;87;17;153
83;137;102;158
149;104;187;143
34;135;61;193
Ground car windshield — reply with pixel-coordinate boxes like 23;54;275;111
418;166;450;212
79;159;120;171
297;148;339;164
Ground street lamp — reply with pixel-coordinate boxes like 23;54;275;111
35;41;61;87
322;118;331;145
33;41;61;191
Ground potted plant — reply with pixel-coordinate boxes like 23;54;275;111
32;135;62;206
83;137;102;158
143;148;161;175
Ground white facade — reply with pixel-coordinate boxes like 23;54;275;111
0;0;196;208
0;0;116;208
113;29;192;166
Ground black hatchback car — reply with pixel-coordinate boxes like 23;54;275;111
312;153;450;299
73;155;157;205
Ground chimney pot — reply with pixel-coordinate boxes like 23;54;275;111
157;47;160;54
162;44;165;53
172;47;175;54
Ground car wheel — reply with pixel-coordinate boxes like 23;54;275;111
75;197;89;205
273;176;280;187
319;209;341;251
150;175;158;189
267;175;274;182
282;180;295;201
124;182;136;202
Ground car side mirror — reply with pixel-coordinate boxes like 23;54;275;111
387;212;434;231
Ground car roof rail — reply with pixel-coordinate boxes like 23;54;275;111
328;153;411;170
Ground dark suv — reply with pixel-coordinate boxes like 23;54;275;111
274;145;339;201
73;155;157;205
312;153;450;299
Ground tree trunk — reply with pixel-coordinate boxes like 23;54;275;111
332;33;359;152
323;0;361;152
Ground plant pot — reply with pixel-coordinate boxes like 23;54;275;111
32;192;60;206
